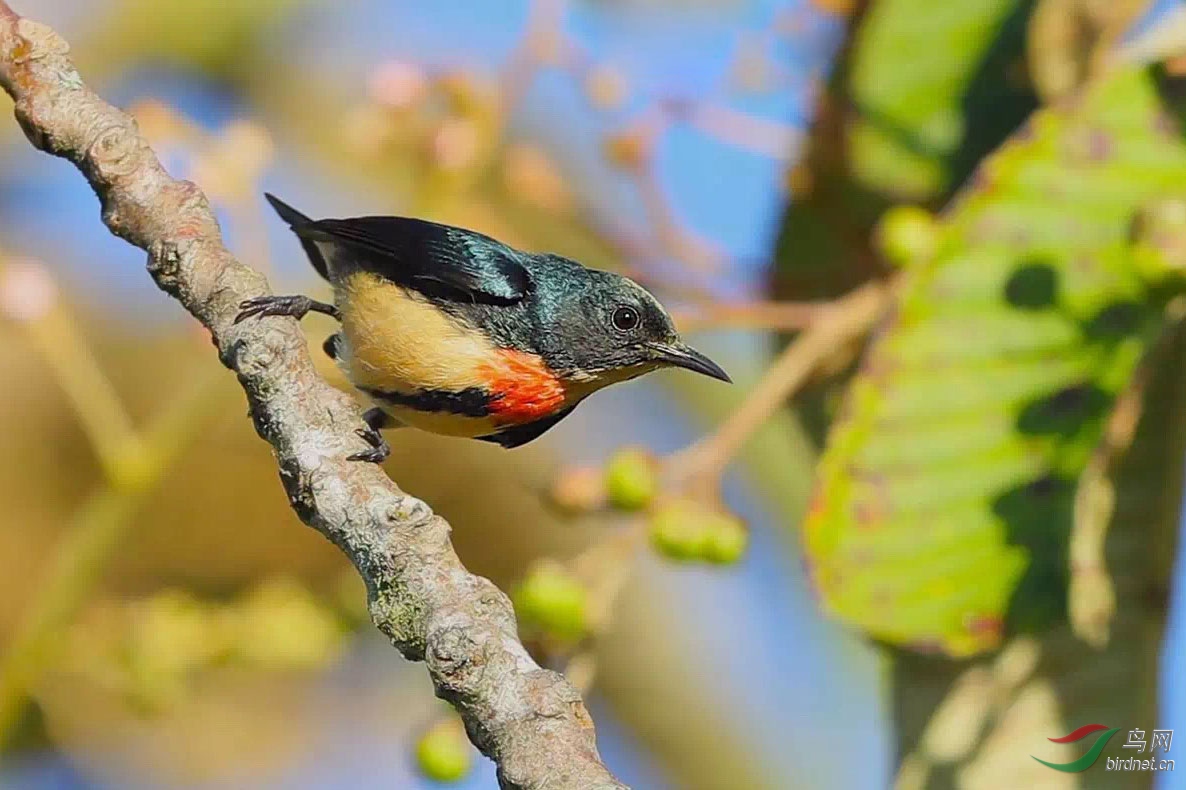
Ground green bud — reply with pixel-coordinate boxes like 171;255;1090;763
875;205;938;268
701;513;748;565
603;447;659;510
649;500;749;564
415;719;472;783
648;501;710;561
513;564;588;642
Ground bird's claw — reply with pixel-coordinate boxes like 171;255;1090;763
235;295;313;324
348;426;390;464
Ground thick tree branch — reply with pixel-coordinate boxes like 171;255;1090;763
0;5;623;788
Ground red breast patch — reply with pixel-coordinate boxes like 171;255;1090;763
479;349;567;424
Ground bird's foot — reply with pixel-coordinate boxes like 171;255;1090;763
235;295;341;324
348;425;391;464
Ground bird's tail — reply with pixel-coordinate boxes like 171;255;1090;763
264;192;330;281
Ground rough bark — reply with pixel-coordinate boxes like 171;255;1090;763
0;5;624;788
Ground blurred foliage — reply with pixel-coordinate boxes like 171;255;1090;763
92;0;308;77
1026;0;1149;102
848;0;1036;201
264;63;633;279
890;314;1186;789
805;66;1186;656
54;579;345;714
776;0;1038;297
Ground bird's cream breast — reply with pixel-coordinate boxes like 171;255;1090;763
335;271;495;395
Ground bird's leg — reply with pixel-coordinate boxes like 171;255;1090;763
348;407;393;463
235;295;342;324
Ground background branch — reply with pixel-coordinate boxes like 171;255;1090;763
0;5;623;788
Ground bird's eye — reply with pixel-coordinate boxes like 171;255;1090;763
612;306;640;331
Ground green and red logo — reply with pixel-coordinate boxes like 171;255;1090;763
1032;724;1121;772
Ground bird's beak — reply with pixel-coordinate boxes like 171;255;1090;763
649;342;732;383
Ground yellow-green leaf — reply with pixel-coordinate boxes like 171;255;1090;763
804;68;1186;657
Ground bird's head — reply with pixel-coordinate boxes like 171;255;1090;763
530;258;731;387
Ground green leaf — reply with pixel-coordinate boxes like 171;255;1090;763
848;0;1037;200
804;68;1186;657
774;0;1037;299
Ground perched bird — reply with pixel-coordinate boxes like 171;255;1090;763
236;194;730;462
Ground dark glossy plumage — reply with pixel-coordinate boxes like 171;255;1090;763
474;405;577;448
265;193;530;304
360;385;493;418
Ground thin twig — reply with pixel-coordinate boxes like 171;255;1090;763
0;7;623;788
498;0;567;117
20;297;148;482
678;102;803;162
570;522;646;634
666;281;889;488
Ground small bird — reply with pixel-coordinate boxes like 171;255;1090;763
236;194;730;462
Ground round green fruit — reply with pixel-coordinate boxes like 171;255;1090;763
415;721;472;783
875;205;938;268
603;447;659;510
513;565;588;642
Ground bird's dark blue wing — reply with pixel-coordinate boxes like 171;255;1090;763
299;214;532;304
